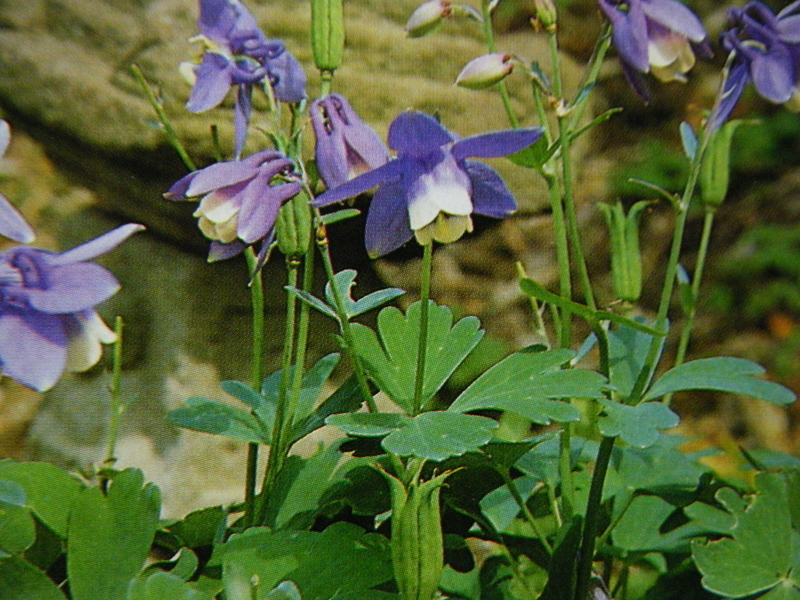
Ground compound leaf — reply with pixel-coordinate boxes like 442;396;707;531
597;400;679;448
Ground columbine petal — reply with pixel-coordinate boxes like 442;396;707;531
23;262;121;314
0;311;66;392
49;224;144;267
600;0;650;73
187;53;235;113
185;151;283;196
234;84;253;157
750;42;794;103
365;179;414;258
464;161;516;218
642;0;707;43
0;194;35;243
388;112;453;156
269;49;307;103
313;160;406;207
237;180;302;244
452;128;542;160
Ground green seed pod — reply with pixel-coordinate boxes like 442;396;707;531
276;192;312;258
599;200;652;303
379;466;452;600
700;119;743;208
311;0;345;72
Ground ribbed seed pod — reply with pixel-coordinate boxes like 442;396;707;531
276;193;312;258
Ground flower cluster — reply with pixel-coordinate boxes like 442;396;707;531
165;150;302;261
185;0;306;156
712;1;800;129
313;111;542;258
0;121;141;392
598;0;709;99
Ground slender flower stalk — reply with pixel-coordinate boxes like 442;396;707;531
412;242;433;417
104;316;125;467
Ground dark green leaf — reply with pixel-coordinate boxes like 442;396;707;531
611;494;689;553
67;468;161;600
128;570;212;600
382;411;498;461
0;556;66;600
0;461;83;537
613;435;708;495
607;319;665;400
479;475;539;532
166;506;227;549
692;473;800;599
326;412;410;436
449;348;604;425
166;397;269;444
285;287;337;320
597;399;679;448
324;270;404;319
290;353;341;427
351;300;484;413
644;357;797;405
291;373;364;443
539;516;583;600
214;522;392;600
0;496;35;557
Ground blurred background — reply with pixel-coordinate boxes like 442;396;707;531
0;0;798;517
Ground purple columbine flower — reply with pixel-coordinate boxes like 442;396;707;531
0;223;143;392
598;0;709;100
185;0;307;157
711;1;800;130
165;150;302;261
313;111;542;258
0;120;35;244
310;94;390;190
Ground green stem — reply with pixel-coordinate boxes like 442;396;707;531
549;28;596;312
413;242;434;416
131;65;196;171
255;259;300;525
314;214;378;412
498;468;553;554
320;69;334;98
629;130;710;402
480;0;519;128
288;244;316;429
105;316;125;466
558;425;574;521
674;207;715;368
574;435;616;600
243;247;265;528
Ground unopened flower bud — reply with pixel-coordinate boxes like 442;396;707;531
405;0;452;38
599;200;651;303
456;53;513;90
533;0;557;28
700;119;744;208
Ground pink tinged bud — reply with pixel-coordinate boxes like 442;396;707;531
455;53;514;89
405;0;452;38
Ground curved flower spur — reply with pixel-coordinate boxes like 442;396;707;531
313;111;542;258
0;223;144;392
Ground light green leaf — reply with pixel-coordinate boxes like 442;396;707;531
220;380;265;410
597;400;679;448
0;556;66;600
612;495;686;553
382;411;498;461
67;468;161;600
0;460;83;537
285;287;337;320
324;270;404;320
166;398;269;444
644;357;796;405
0;494;35;557
449;348;604;425
693;473;800;599
351;300;483;413
128;571;211;600
607;319;665;400
291;373;363;443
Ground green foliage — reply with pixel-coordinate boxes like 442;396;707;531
0;556;65;600
693;472;800;599
448;348;605;425
644;357;796;405
67;468;161;600
608;139;689;200
596;399;680;448
351;300;484;413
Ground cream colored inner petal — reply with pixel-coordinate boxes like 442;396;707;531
194;190;239;224
414;213;474;246
65;312;116;373
649;32;695;82
407;158;472;231
197;215;239;244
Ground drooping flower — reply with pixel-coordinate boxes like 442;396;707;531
313;111;542;258
404;0;482;38
0;120;35;244
185;0;307;156
456;53;514;90
310;94;390;190
164;150;302;261
0;223;143;392
711;1;800;130
598;0;709;99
